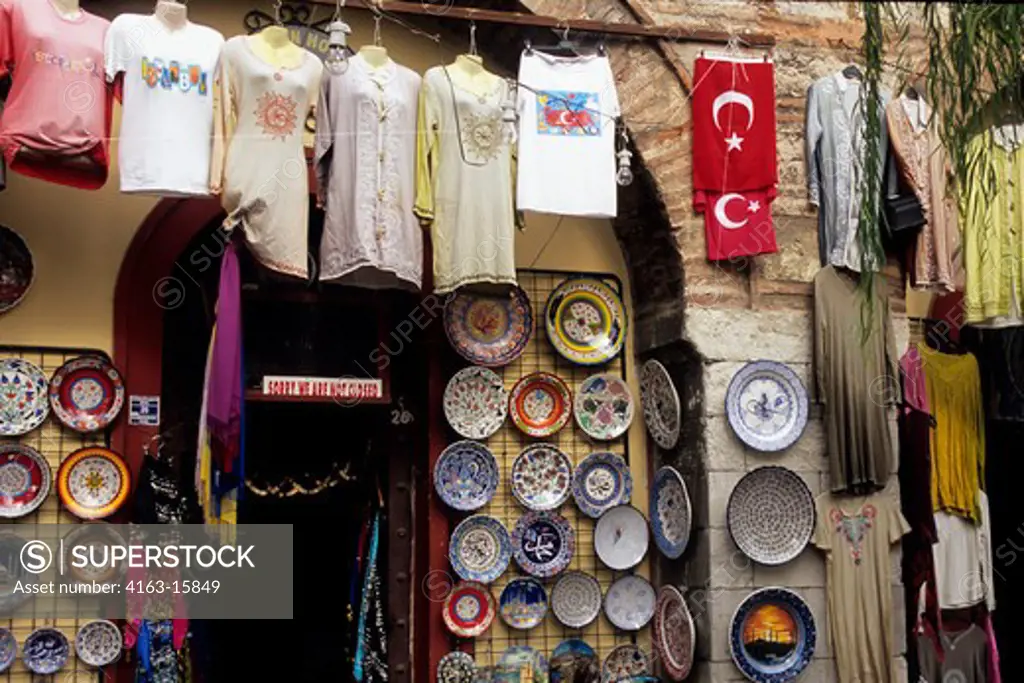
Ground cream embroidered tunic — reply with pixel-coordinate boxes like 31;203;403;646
315;55;422;290
414;66;517;294
211;36;322;278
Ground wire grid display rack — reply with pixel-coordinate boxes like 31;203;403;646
454;270;652;670
0;346;112;683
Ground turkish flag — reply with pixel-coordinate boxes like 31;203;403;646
702;189;778;261
692;57;777;212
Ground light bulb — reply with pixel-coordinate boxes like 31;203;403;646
326;19;351;74
616;148;634;186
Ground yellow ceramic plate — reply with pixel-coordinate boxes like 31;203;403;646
57;447;131;520
544;278;626;365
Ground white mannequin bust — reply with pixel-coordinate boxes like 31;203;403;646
48;0;81;19
154;0;188;29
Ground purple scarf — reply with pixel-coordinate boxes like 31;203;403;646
206;239;242;473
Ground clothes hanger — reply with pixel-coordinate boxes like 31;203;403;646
469;20;478;57
524;26;606;57
842;63;864;80
700;35;769;62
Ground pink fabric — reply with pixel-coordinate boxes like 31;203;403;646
985;613;1002;683
206;239;242;473
0;0;112;188
900;346;930;413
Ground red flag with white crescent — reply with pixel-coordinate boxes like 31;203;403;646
703;189;778;261
692;57;778;212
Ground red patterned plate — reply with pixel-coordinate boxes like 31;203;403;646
509;372;572;438
57;447;130;520
652;585;695;681
443;580;496;638
0;443;50;518
48;356;125;433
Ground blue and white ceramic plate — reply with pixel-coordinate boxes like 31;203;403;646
730;587;816;683
438;651;477;683
550;639;598;683
650;466;692;560
727;467;814;566
604;574;656;631
550;571;603;630
23;627;69;675
572;452;632;519
449;515;512;584
0;627;15;673
726;361;808;452
511;444;572;511
75;619;122;668
512;510;575;578
499;577;548;630
434;441;500;511
499;646;549;683
0;358;49;436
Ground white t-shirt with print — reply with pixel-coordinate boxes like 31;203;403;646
105;14;224;195
516;51;621;218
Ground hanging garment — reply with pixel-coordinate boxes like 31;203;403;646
885;95;962;292
516;50;620;218
104;13;224;195
917;624;989;683
813;491;909;683
984;613;1002;683
414;66;517;294
814;265;900;494
917;342;985;522
210;36;322;278
314;54;422;290
933;491;996;611
962;128;1024;326
0;0;113;189
354;511;387;683
701;188;777;261
899;346;937;541
806;72;890;272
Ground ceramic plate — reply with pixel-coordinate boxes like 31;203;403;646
726;361;808;452
728;467;815;566
434;440;500;511
0;358;49;436
509;372;572;438
499;577;548;630
640;359;680;450
601;645;650;683
650;466;692;560
550;639;598;683
23;627;69;675
0;533;30;614
56;447;131;520
445;286;533;367
545;278;626;366
574;374;634;440
0;225;33;315
498;646;549;683
449;515;512;584
550;571;602;630
48;356;125;433
0;628;14;673
444;581;497;637
653;586;695;681
730;587;816;683
438;651;477;683
512;510;575;578
62;522;128;586
0;443;50;518
444;366;508;440
75;619;122;668
571;451;632;519
510;444;572;511
604;575;656;631
594;505;648;571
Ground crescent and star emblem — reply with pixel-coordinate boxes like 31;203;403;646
712;90;755;151
714;194;761;230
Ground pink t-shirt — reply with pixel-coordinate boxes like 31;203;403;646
0;0;113;189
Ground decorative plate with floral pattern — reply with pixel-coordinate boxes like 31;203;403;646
444;366;508;440
449;515;512;584
56;447;131;520
545;278;626;366
601;645;650;683
726;360;808;453
512;510;575;578
653;585;695;682
445;286;533;367
650;466;692;560
434;441;500;511
48;356;125;433
640;359;680;450
0;628;14;673
727;466;815;566
510;444;572;511
0;443;50;519
509;372;572;438
0;358;48;436
604;574;656;631
730;587;816;683
571;451;632;519
574;374;634;440
23;627;68;675
550;571;603;630
444;581;496;638
438;651;477;683
0;225;34;315
75;619;122;668
499;577;548;630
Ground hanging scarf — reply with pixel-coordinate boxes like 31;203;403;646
354;511;387;683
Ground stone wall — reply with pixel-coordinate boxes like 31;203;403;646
514;1;918;681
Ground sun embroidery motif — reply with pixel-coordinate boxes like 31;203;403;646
829;504;877;565
254;91;299;140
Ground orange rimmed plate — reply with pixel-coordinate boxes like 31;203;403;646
509;372;572;438
56;447;130;520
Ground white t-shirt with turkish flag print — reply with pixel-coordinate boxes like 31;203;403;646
105;14;224;195
516;51;620;218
